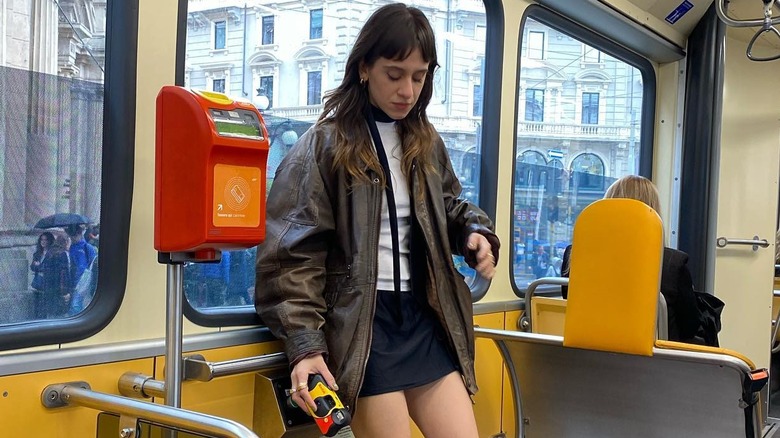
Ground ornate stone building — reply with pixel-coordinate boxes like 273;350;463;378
0;0;105;321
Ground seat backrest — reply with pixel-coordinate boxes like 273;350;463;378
475;327;762;438
563;198;663;356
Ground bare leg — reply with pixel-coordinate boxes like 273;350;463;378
405;372;479;438
351;391;412;438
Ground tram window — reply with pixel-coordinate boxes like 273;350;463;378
0;1;136;349
512;9;654;291
180;0;498;324
1;4;105;324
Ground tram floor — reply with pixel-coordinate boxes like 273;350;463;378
771;389;780;418
765;418;780;437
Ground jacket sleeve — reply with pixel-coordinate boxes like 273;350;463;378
433;136;500;262
30;253;43;272
255;129;334;365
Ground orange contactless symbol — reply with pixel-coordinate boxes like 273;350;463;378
213;164;262;227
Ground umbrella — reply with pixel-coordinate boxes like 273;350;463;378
34;213;90;229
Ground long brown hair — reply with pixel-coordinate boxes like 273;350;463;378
318;3;438;185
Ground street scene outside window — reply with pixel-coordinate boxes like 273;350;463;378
182;0;489;310
0;0;106;325
512;17;645;289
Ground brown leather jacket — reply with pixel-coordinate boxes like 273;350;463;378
255;123;497;411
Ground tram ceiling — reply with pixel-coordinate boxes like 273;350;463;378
602;0;780;60
606;0;713;39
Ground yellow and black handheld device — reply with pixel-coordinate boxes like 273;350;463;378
289;374;353;437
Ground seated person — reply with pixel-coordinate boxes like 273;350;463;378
561;175;704;344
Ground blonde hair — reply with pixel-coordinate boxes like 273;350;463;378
604;175;661;216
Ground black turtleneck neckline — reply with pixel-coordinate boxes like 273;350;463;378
371;104;396;123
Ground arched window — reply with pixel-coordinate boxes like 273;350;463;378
516;150;547;186
519;150;547;165
571;153;605;190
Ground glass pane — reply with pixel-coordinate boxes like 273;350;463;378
309;9;323;39
184;0;489;311
262;16;274;45
0;1;105;325
513;16;645;289
215;21;226;49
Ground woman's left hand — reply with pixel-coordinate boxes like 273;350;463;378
465;233;496;280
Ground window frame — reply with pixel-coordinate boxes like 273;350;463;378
261;15;274;45
259;75;274;108
0;0;137;351
581;91;599;124
306;70;322;105
212;78;226;93
214;20;226;50
510;5;656;298
472;83;483;117
309;9;323;40
583;46;602;63
175;0;505;324
527;30;545;59
524;88;545;122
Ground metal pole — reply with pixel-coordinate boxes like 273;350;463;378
165;263;184;408
45;384;259;438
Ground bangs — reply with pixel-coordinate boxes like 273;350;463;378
365;9;436;65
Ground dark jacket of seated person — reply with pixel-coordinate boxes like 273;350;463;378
561;245;702;343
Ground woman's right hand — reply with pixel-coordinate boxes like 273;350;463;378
289;354;338;414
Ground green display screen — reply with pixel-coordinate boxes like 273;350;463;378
210;108;264;140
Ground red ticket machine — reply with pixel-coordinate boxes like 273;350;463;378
154;87;269;261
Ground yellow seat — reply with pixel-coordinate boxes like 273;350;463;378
654;339;756;368
530;296;566;336
563;198;663;356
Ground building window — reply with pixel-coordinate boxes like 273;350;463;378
527;31;545;59
213;78;225;93
259;76;273;108
307;71;322;105
473;84;483;117
214;21;226;50
310;9;323;39
582;92;599;124
583;46;601;63
261;16;274;45
475;24;487;42
525;88;544;122
571;153;605;190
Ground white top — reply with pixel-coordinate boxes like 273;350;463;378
373;121;411;292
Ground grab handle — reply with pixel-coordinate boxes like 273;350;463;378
716;236;770;251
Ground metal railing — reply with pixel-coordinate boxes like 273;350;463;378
519;277;568;332
119;352;288;399
42;382;258;438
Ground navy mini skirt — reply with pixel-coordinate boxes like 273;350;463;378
359;289;458;397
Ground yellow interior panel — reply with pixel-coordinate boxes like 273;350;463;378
502;309;523;438
563;199;663;356
531;297;567;336
0;359;154;437
473;312;507;438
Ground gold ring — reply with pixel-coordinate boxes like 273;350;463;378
297;382;308;390
289;387;297;394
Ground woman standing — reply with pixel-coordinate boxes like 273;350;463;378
42;233;72;318
30;232;54;319
255;4;499;437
